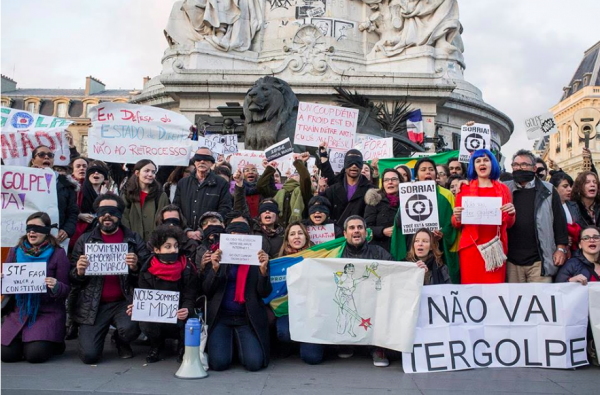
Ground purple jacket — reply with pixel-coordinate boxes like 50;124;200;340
1;247;71;345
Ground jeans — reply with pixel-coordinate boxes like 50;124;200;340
78;300;140;364
276;315;324;365
207;312;265;372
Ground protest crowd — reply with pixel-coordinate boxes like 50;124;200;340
1;115;599;374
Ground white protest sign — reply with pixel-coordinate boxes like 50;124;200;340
229;150;312;177
1;262;47;294
307;224;335;245
294;102;358;150
525;112;558;140
220;234;262;266
355;133;381;146
590;283;600;364
1;166;59;247
88;103;193;165
288;258;424;352
205;134;238;155
357;137;394;161
329;149;347;173
197;136;224;154
131;289;179;324
461;197;502;225
402;283;589;373
459;123;491;163
1;106;72;166
84;243;128;275
398;181;439;234
265;138;294;162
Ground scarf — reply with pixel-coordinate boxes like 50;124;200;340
80;180;100;214
148;255;187;282
386;192;400;208
244;180;259;196
234;265;250;304
15;242;55;326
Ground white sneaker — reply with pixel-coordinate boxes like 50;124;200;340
372;349;389;367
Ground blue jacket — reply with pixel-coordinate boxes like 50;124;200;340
555;249;600;282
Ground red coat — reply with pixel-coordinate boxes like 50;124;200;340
451;180;515;284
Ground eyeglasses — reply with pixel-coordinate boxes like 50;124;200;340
581;235;600;242
35;152;55;159
383;177;400;183
437;172;447;177
511;162;533;170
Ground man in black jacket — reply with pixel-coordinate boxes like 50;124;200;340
340;215;393;260
319;144;372;228
173;147;232;241
70;193;150;364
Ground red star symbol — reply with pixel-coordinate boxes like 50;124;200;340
359;317;372;331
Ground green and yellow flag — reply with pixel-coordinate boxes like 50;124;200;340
376;150;460;179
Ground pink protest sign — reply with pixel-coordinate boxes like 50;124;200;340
294;102;358;150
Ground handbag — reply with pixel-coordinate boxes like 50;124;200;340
475;227;506;272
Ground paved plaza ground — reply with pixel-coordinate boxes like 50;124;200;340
1;337;599;395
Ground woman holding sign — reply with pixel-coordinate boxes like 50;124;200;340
126;225;198;363
122;159;170;242
1;212;71;363
365;169;402;251
29;145;79;245
203;220;272;372
451;149;515;284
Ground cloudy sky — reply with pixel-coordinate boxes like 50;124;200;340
2;0;598;161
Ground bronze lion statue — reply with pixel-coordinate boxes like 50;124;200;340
243;76;300;150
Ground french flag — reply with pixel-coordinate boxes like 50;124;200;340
406;110;424;144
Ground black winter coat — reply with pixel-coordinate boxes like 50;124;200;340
69;226;150;325
57;174;79;237
341;241;393;261
364;188;397;251
555;250;600;283
138;255;199;319
202;264;272;368
173;171;232;231
320;159;372;228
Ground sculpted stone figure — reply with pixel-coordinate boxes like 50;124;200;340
359;0;463;61
243;76;299;150
164;0;263;52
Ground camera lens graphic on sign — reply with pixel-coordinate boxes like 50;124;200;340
464;133;486;153
459;123;491;163
405;194;433;222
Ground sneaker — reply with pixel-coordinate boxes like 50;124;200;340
114;335;134;359
372;349;389;367
337;347;354;359
146;347;161;364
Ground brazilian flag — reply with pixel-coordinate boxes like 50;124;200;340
376;150;460;179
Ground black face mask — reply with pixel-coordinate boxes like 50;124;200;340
513;170;535;184
204;225;225;245
163;217;181;227
26;224;52;235
155;252;179;264
97;206;123;219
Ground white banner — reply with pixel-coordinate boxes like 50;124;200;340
1;107;72;166
1;166;59;247
205;134;238;155
229;150;314;177
288;258;424;352
459;123;491;163
307;224;335;245
294;102;358;150
131;289;179;324
590;283;600;364
1;262;47;294
329;149;347;173
402;284;589;373
461;196;502;225
88;103;193;165
525;112;558;140
356;137;394;161
84;243;129;275
220;234;262;266
398;181;439;234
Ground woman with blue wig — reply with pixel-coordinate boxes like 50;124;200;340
451;149;516;283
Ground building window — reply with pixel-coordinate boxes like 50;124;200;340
57;102;67;118
27;102;36;113
86;103;96;118
556;132;561;153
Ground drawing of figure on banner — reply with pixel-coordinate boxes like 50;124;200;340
333;262;382;337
